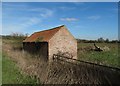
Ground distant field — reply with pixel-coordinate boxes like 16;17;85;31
2;52;38;84
78;43;119;68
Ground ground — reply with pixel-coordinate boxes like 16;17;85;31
0;48;2;85
2;52;38;84
1;36;120;84
2;37;39;84
78;43;119;68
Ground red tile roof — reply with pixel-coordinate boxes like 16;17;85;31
23;25;65;42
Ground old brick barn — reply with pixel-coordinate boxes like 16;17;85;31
23;25;77;61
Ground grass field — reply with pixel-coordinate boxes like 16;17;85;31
78;43;119;68
2;52;39;84
0;39;2;85
0;52;2;85
2;37;120;84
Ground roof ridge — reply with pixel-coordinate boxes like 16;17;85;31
34;25;65;33
23;25;65;42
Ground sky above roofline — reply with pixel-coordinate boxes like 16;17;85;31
2;2;118;40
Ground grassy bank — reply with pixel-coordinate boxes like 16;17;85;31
2;52;39;84
78;43;119;68
0;52;2;85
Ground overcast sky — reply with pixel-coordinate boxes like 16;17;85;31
2;2;118;40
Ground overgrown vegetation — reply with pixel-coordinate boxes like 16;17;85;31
77;38;119;68
45;60;120;84
35;36;44;42
2;36;40;84
77;43;119;68
0;48;2;85
2;52;39;84
2;35;120;85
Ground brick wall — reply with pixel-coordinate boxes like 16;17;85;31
48;27;77;61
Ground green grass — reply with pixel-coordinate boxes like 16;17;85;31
2;52;39;84
78;43;119;68
0;51;2;85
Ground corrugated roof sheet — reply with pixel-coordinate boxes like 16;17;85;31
23;25;65;42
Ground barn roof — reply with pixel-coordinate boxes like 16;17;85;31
23;25;65;42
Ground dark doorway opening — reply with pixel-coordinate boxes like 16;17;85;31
23;42;48;61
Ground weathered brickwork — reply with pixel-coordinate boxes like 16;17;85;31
49;26;77;60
